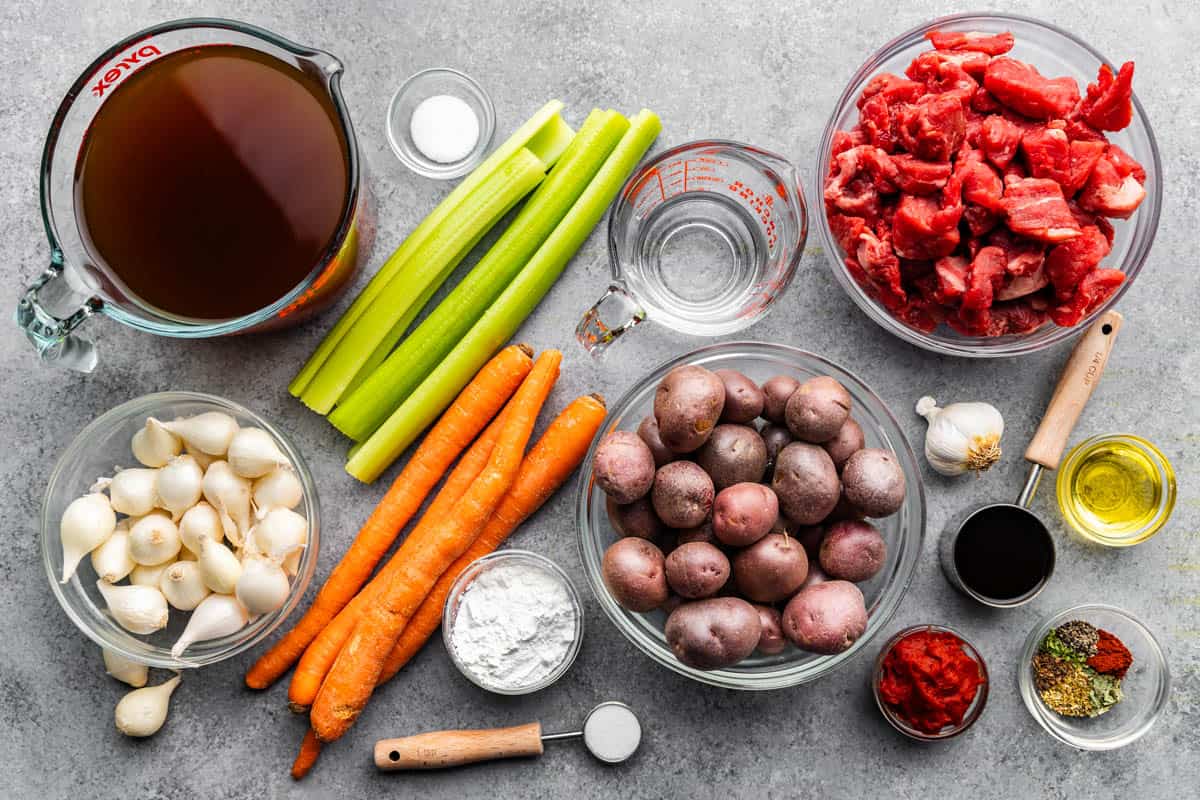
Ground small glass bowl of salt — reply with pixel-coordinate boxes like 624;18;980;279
443;550;584;695
386;67;495;179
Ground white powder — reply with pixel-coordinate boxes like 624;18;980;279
449;559;578;690
409;94;479;163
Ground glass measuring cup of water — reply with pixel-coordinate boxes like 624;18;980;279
577;140;806;354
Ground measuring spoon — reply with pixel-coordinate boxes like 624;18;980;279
374;701;642;771
939;310;1123;607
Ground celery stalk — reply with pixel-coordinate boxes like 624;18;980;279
328;109;630;441
288;101;574;398
296;148;548;414
346;110;662;482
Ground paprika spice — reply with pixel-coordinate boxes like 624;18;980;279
1087;628;1133;678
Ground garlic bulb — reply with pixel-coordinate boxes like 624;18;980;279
115;674;180;737
197;536;242;594
102;646;148;688
91;525;135;583
128;513;182;565
130;561;172;587
97;580;169;634
103;468;161;516
160;561;210;610
202;461;252;546
236;554;291;615
179;501;223;555
156;455;204;520
163;412;239;455
252;466;303;518
227;427;289;479
60;493;116;583
172;594;248;657
915;396;1004;476
131;417;181;468
253;507;308;562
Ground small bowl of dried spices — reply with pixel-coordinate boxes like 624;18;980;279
1019;604;1170;750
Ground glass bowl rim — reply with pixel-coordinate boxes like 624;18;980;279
40;390;320;669
441;549;585;695
814;11;1163;358
385;66;496;180
575;340;926;690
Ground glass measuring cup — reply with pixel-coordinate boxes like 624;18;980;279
15;18;370;372
576;140;807;355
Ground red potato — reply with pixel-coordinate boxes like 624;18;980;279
712;482;779;547
822;417;865;471
782;580;868;655
665;541;731;599
602;537;669;612
665;597;762;669
785;376;852;443
637;415;677;467
761;375;801;423
593;430;656;503
841;448;906;517
819;520;887;582
760;424;793;478
651;461;714;529
772;442;841;525
654;365;726;453
715;369;765;423
754;605;787;655
696;424;768;490
606;495;664;542
732;533;809;603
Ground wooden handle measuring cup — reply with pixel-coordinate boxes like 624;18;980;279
374;722;545;770
1024;310;1123;470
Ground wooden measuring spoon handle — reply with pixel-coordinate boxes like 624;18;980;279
1024;310;1123;470
374;722;544;770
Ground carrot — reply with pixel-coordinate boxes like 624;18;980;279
245;344;533;690
286;412;506;712
310;350;562;742
377;393;606;683
291;728;323;780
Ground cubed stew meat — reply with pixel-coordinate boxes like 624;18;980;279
826;29;1143;337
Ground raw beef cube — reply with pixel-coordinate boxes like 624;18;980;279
984;58;1080;119
891;154;953;194
859;94;899;153
988;229;1046;276
996;263;1049;301
926;29;1015;56
1105;144;1147;183
964;204;1001;237
895;298;941;332
825;146;897;218
897;94;966;162
857;230;905;300
832;128;867;159
828;213;869;253
1064;115;1107;143
1067;201;1115;245
1079;62;1135;132
947;306;995;336
1050;268;1125;326
972;88;1002;113
979;115;1024;169
992;300;1049;333
1021;126;1071;185
1000;176;1082;242
893;194;961;259
933;255;969;303
1076;156;1145;219
1045;225;1111;300
962;246;1007;310
908;49;990;82
1064;139;1107;194
960;156;1004;210
858;73;926;108
844;255;872;289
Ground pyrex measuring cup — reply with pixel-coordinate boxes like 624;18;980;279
15;18;369;372
577;140;807;355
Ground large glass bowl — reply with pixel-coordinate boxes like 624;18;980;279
576;342;925;689
1018;604;1170;750
815;12;1162;358
41;391;320;669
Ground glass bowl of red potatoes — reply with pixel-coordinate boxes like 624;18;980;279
816;12;1162;357
576;342;925;690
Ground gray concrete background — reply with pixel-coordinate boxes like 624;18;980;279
2;1;1197;798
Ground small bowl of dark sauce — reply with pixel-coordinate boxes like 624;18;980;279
939;503;1056;608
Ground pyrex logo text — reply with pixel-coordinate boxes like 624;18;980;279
91;45;161;97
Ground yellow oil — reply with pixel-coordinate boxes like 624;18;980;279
1056;435;1174;545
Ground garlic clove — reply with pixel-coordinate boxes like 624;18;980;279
131;417;182;468
163;412;239;456
253;507;308;562
115;673;180;737
155;454;204;520
235;554;292;615
227;427;290;479
916;396;1004;477
105;467;162;517
172;594;248;657
128;513;182;566
160;560;211;611
91;528;135;583
102;646;148;688
60;493;117;583
251;466;303;518
179;501;223;554
197;536;242;594
97;580;169;635
202;461;252;546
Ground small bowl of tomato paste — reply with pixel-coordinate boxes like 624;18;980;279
872;624;989;740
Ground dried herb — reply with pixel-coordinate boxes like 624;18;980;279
1032;652;1072;691
1038;664;1094;717
1035;622;1132;718
1055;620;1100;658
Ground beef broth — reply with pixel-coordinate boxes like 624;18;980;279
75;45;350;320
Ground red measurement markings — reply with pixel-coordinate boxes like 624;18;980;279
728;181;779;249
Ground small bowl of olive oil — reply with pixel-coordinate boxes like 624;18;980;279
1056;434;1176;547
